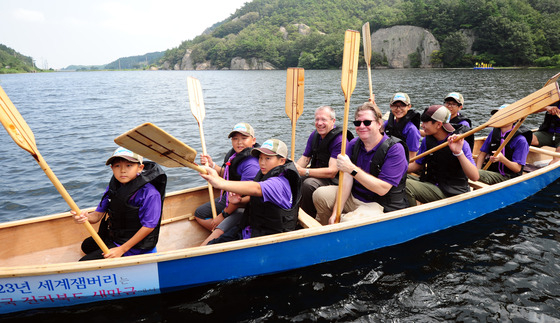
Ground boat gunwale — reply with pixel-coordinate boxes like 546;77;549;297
2;156;559;278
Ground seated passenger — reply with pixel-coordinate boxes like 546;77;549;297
194;122;260;245
384;92;421;159
531;101;560;164
313;102;409;225
444;92;474;150
477;104;531;184
406;105;479;206
295;105;352;218
200;139;302;243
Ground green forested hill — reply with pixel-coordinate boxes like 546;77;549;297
161;0;560;69
0;44;39;73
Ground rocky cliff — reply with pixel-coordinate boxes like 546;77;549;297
371;25;440;68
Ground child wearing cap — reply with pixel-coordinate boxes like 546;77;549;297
72;147;167;260
477;104;531;184
313;102;410;225
384;92;421;159
531;101;560;164
200;139;302;243
195;122;260;245
444;92;474;150
406;105;479;206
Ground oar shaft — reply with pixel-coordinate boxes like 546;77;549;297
36;151;110;254
198;123;217;218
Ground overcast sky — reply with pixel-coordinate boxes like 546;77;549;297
0;0;249;69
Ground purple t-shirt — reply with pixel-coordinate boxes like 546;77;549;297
346;135;408;203
414;134;476;165
259;174;292;209
303;127;343;167
96;182;161;255
480;129;529;166
383;120;421;152
237;156;260;181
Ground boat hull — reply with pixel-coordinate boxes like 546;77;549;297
2;161;559;314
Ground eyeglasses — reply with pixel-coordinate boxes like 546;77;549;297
444;101;459;107
390;104;408;110
353;120;373;127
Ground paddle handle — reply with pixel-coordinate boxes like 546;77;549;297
198;124;217;219
35;151;110;254
482;118;526;170
335;98;351;223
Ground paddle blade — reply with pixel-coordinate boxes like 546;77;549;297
0;85;37;155
489;82;560;128
187;76;205;123
114;123;202;171
362;22;372;64
341;30;361;98
285;67;305;121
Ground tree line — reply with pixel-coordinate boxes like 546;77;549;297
161;0;560;69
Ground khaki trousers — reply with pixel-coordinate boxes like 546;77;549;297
312;185;383;225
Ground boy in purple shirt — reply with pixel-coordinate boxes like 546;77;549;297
407;105;479;206
383;92;421;159
73;147;166;261
200;139;301;243
195;122;260;245
477;104;530;184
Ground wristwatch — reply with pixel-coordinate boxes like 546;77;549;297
305;169;310;177
350;169;358;177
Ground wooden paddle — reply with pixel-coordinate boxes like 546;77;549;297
285;67;305;160
0;85;109;254
362;22;375;104
114;122;206;173
410;81;560;163
187;76;217;219
482;74;560;170
336;30;360;223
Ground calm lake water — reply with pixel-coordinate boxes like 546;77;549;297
1;69;560;322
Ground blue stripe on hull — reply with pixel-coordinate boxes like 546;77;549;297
157;166;560;292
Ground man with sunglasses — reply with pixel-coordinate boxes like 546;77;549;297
406;105;479;206
444;92;474;150
313;102;409;225
384;92;421;159
295;106;353;218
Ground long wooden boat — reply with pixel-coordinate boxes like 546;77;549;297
1;139;560;315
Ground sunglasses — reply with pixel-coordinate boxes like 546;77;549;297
353;120;373;127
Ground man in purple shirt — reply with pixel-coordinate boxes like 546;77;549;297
313;102;409;225
295;106;350;218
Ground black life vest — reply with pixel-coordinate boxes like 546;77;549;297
385;109;420;142
243;160;302;238
310;127;353;168
350;137;409;212
485;126;532;177
538;112;560;133
420;135;469;197
450;115;474;150
102;161;167;250
222;143;259;181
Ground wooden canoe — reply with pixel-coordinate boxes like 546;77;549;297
1;140;560;314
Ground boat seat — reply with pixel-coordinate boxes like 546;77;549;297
468;180;489;190
298;209;322;228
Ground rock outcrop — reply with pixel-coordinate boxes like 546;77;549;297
230;57;275;70
371;25;440;68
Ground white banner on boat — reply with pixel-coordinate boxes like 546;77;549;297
0;263;159;314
